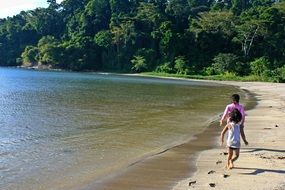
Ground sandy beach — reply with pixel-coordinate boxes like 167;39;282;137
173;81;285;190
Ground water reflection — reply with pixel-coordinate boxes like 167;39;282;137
0;68;238;189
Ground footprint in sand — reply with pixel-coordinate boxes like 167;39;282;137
216;160;222;165
188;180;196;186
223;174;230;178
208;170;215;174
209;183;216;187
220;152;228;155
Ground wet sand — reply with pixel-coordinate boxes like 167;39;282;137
84;120;222;190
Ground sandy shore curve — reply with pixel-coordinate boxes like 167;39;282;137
173;81;285;190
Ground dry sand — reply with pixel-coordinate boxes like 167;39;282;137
173;81;285;190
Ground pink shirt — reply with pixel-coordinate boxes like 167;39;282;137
221;103;245;123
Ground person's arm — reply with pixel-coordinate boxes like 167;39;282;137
240;105;246;125
240;126;248;145
220;124;229;146
220;105;229;126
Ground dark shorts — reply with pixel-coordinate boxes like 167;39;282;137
229;147;240;150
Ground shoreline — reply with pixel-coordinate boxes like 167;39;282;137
173;81;285;190
82;80;256;190
85;77;285;190
84;121;224;190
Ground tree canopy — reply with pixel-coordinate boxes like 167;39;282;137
0;0;284;81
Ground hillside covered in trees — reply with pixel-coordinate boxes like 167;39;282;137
0;0;284;81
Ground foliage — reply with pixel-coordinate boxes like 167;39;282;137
210;53;240;75
275;65;285;82
0;0;283;82
95;30;112;48
174;56;188;75
155;62;174;73
131;55;147;72
21;46;39;66
250;56;270;77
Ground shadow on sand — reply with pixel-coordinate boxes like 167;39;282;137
235;167;285;175
242;148;285;153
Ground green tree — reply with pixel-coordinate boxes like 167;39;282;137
37;36;61;65
191;11;237;37
250;56;270;77
0;13;38;66
233;8;268;58
110;20;137;70
231;0;251;15
134;48;156;70
24;8;64;38
174;56;188;74
95;30;112;48
211;53;240;75
258;3;285;65
131;55;147;72
95;30;115;70
190;11;238;69
158;21;175;61
80;0;111;35
165;0;190;29
61;0;88;14
109;0;131;26
136;2;164;31
275;65;285;82
21;46;39;66
155;62;174;73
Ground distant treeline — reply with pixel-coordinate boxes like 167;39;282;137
0;0;284;81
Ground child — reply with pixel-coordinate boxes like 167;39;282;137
221;108;248;169
220;94;248;145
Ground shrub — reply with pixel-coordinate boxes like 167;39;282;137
250;57;271;77
131;55;147;72
274;65;285;82
204;66;217;75
174;56;189;75
21;46;40;66
135;48;156;70
211;53;240;75
155;62;174;73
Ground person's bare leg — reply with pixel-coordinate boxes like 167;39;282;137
231;149;240;168
227;148;233;169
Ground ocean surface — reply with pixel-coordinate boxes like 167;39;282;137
0;68;241;189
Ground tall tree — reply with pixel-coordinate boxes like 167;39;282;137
80;0;111;36
109;0;132;26
231;0;251;15
25;8;64;38
165;0;191;29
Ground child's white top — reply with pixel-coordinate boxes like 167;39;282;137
227;122;241;148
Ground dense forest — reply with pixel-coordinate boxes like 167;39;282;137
0;0;284;81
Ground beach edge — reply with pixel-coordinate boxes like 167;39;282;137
172;81;285;190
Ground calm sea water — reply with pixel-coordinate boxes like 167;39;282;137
0;68;240;189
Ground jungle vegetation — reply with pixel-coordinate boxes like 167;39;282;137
0;0;284;81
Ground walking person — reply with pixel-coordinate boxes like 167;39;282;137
221;108;248;169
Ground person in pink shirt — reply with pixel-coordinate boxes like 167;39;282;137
220;94;248;145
